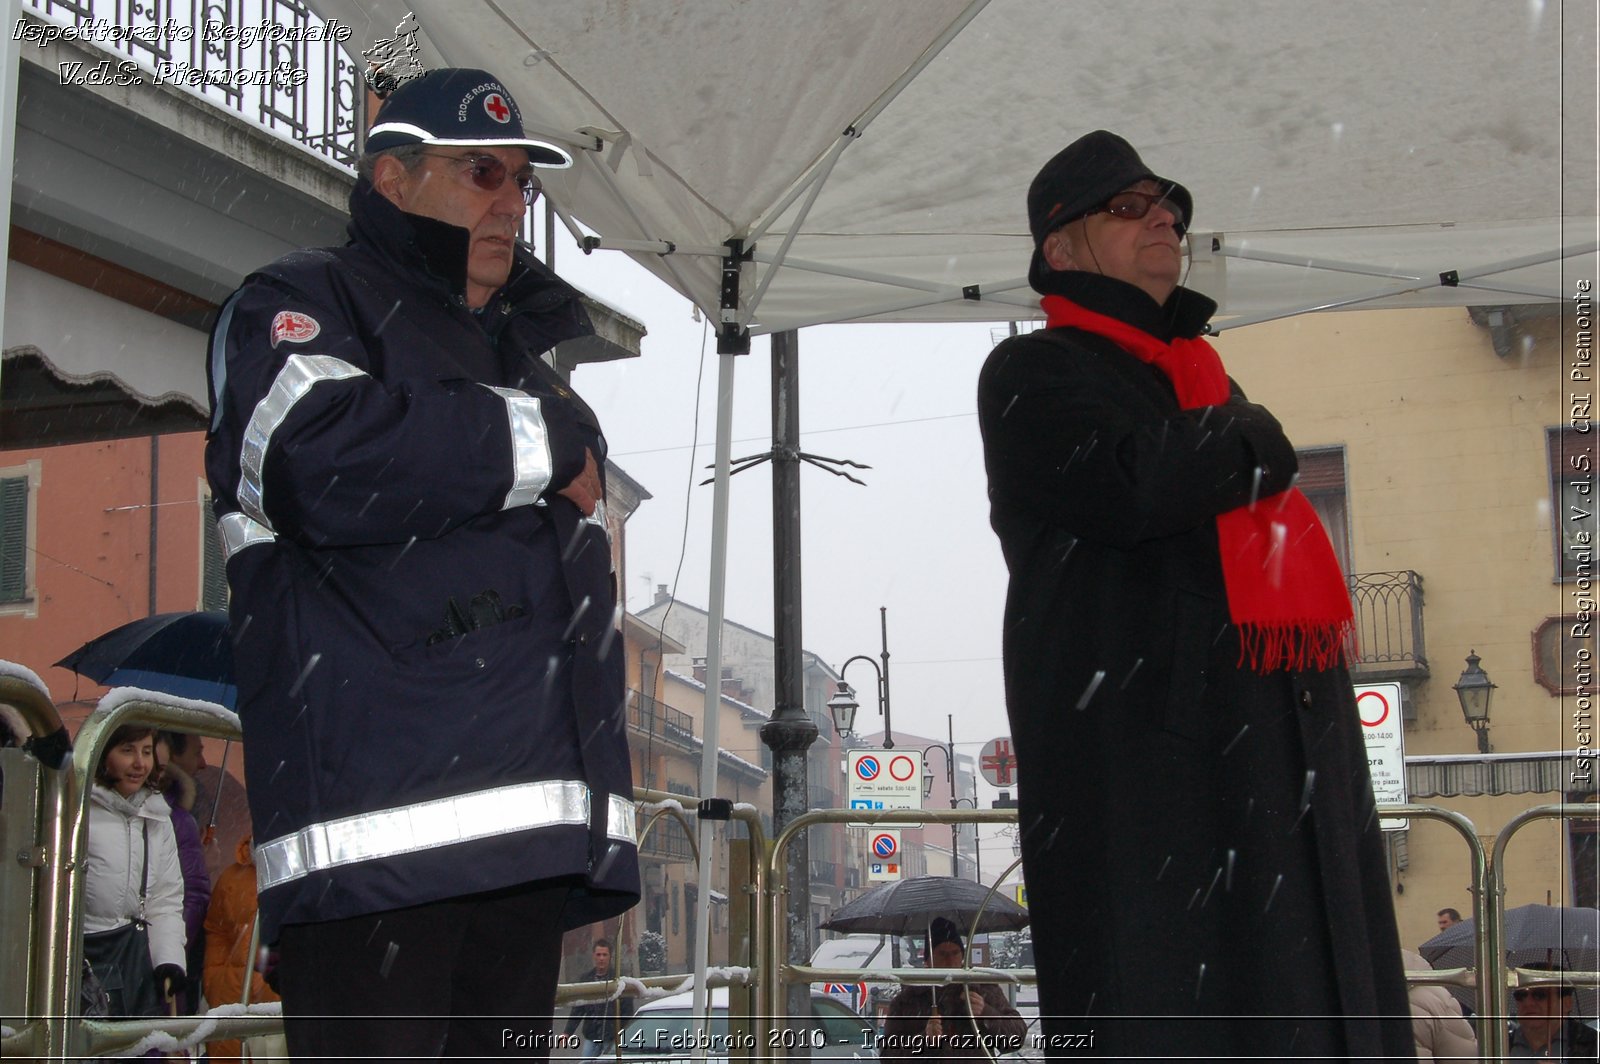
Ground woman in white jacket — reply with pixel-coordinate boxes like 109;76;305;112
83;724;187;1016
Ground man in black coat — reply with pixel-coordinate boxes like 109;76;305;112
977;130;1414;1059
881;918;1027;1061
206;68;638;1059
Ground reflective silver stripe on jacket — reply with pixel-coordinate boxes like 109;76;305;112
216;512;275;560
255;780;637;891
238;354;367;530
607;792;637;844
482;385;554;509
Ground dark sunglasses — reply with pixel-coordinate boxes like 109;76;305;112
1513;987;1563;1003
418;151;542;205
1092;189;1187;237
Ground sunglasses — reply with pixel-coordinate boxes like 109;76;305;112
1091;189;1187;237
1513;987;1564;1003
418;151;542;205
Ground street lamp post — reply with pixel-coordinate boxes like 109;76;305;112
828;606;894;746
921;713;980;882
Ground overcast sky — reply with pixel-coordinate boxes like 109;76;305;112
547;227;1018;796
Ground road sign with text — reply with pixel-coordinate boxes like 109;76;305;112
847;750;923;810
1356;682;1408;830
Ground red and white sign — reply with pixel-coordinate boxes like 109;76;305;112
1356;682;1407;829
847;750;922;819
979;737;1018;787
870;831;900;860
270;310;320;348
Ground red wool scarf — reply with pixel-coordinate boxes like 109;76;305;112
1042;294;1353;673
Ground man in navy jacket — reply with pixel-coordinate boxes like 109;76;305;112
205;68;638;1058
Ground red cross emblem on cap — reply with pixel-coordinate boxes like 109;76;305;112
483;93;511;123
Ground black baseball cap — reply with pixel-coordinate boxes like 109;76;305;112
1027;130;1192;291
366;68;572;167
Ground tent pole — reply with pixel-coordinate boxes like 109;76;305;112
0;0;21;394
688;243;746;1047
761;328;819;1043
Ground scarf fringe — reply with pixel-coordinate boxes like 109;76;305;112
1237;620;1355;674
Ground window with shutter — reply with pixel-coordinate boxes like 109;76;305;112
198;487;229;612
1549;428;1597;582
0;476;29;603
1296;446;1351;577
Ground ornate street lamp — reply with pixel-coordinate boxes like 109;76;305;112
1453;649;1496;754
827;683;859;738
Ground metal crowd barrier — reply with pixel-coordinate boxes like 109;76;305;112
761;800;1600;1063
0;669;265;1060
3;662;1594;1064
764;806;1029;1059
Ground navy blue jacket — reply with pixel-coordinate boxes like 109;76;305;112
205;180;639;941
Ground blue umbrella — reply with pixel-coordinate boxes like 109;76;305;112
55;611;235;709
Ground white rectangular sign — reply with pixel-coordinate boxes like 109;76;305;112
846;750;923;812
1355;682;1408;830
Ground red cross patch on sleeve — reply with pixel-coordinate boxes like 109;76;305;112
270;311;321;348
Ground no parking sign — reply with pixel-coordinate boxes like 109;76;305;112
1356;682;1408;830
867;829;902;881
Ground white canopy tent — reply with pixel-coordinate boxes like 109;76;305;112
311;0;1594;334
306;0;1597;1029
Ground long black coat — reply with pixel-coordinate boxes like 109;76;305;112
977;273;1413;1059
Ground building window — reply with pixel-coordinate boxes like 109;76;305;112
0;464;39;610
1549;428;1597;582
198;482;228;613
1297;447;1351;577
1570;789;1597;910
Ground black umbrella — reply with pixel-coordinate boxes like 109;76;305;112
55;611;235;709
1418;904;1600;1016
820;876;1030;937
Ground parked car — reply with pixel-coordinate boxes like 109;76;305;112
809;933;911;1019
616;986;876;1061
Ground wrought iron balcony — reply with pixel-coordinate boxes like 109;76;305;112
25;0;361;167
1347;571;1428;682
628;691;697;750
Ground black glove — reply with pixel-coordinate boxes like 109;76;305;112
153;963;185;1002
1221;398;1298;496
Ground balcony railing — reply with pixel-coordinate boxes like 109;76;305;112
640;824;695;863
25;0;362;166
628;691;696;750
1347;570;1428;681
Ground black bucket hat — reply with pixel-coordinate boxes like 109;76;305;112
1026;130;1192;292
366;67;572;167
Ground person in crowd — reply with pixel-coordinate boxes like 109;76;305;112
156;730;211;1013
83;724;186;1017
1437;908;1463;932
561;937;634;1057
1402;949;1478;1060
202;834;283;1063
880;917;1026;1061
204;66;638;1059
1509;963;1598;1060
977;129;1414;1058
